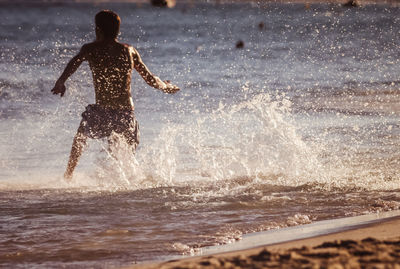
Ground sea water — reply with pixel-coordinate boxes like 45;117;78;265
0;1;399;268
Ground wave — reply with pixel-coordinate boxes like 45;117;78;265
2;89;399;193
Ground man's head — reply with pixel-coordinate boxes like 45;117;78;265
95;10;120;40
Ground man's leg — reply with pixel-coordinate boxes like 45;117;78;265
106;133;119;159
124;118;140;155
64;130;87;180
123;130;139;155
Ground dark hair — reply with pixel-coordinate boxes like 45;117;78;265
95;10;120;39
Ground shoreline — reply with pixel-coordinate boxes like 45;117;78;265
130;211;400;268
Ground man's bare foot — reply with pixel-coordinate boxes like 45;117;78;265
64;171;73;182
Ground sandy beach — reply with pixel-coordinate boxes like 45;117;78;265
133;215;400;268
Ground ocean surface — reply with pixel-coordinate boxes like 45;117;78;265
0;1;399;268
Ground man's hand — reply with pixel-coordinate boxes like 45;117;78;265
51;48;86;98
51;81;66;97
163;80;180;94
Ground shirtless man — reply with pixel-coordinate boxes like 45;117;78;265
51;10;179;180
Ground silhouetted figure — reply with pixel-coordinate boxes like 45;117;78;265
151;0;176;8
236;40;244;49
151;0;167;7
51;10;179;180
342;0;360;7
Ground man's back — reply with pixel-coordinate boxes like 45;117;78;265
83;41;134;110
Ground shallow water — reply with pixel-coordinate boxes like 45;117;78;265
0;1;399;268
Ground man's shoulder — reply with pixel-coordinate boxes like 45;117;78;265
81;42;99;50
119;42;132;48
118;42;136;53
78;42;98;56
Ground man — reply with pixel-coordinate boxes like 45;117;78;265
51;10;179;180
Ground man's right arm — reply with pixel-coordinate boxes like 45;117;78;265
51;44;88;97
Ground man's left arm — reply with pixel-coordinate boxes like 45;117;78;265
131;47;179;94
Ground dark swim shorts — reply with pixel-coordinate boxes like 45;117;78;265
79;104;139;147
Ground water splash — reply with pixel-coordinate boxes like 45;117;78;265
91;90;400;193
90;93;324;191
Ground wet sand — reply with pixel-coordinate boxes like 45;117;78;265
132;215;400;268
